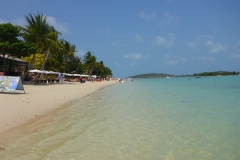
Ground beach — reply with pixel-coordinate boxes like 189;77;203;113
0;80;117;135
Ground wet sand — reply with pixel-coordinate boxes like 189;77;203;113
0;80;117;135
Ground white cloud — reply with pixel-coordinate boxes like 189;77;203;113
161;12;179;25
114;62;121;66
195;35;213;41
152;35;173;47
231;54;240;59
0;19;6;24
0;17;25;26
47;16;68;33
166;60;178;65
124;53;142;59
206;40;227;54
111;37;126;47
186;35;213;48
164;55;171;59
199;56;216;61
238;41;240;46
179;57;187;62
138;10;157;20
75;50;86;57
164;55;187;65
129;61;140;66
234;41;240;51
12;17;26;26
185;41;196;47
135;34;143;42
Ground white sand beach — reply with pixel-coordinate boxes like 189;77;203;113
0;80;117;135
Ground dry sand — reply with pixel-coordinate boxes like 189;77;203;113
0;80;117;135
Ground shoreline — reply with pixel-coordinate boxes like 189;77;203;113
0;80;118;135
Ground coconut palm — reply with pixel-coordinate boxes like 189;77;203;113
39;25;60;75
19;13;60;79
93;61;105;77
84;51;97;77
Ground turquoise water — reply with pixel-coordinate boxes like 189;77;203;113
0;76;240;159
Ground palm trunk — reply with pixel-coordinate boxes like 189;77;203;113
40;49;50;79
22;53;37;81
34;49;50;80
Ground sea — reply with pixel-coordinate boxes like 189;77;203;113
0;76;240;160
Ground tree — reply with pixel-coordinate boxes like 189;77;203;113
21;53;44;69
65;56;83;74
93;61;105;77
38;25;61;78
0;23;36;75
84;51;97;77
19;13;56;79
0;23;20;74
104;67;112;78
59;39;78;73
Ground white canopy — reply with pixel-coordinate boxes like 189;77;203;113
29;69;42;73
29;70;92;77
48;71;61;75
80;75;89;77
29;70;62;75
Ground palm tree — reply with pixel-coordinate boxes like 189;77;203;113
39;25;61;77
59;39;78;73
84;51;97;77
93;61;105;77
19;13;59;79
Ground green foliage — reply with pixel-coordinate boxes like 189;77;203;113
193;71;239;76
0;23;38;74
10;41;37;57
0;23;20;42
84;51;97;76
21;53;44;69
1;13;114;78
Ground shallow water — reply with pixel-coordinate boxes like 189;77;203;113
0;76;240;159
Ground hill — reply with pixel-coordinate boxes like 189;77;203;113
129;71;239;78
129;73;175;78
193;71;239;76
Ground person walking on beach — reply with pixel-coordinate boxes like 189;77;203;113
58;74;62;83
79;77;82;84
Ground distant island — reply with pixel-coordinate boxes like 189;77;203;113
129;73;177;78
129;71;239;78
193;71;239;76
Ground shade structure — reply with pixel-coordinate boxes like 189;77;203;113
29;69;42;73
80;75;89;77
48;71;61;75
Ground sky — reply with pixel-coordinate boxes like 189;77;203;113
1;0;240;78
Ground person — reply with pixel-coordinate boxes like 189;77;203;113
132;78;134;82
79;77;82;84
58;74;62;83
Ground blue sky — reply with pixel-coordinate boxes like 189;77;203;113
1;0;240;78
